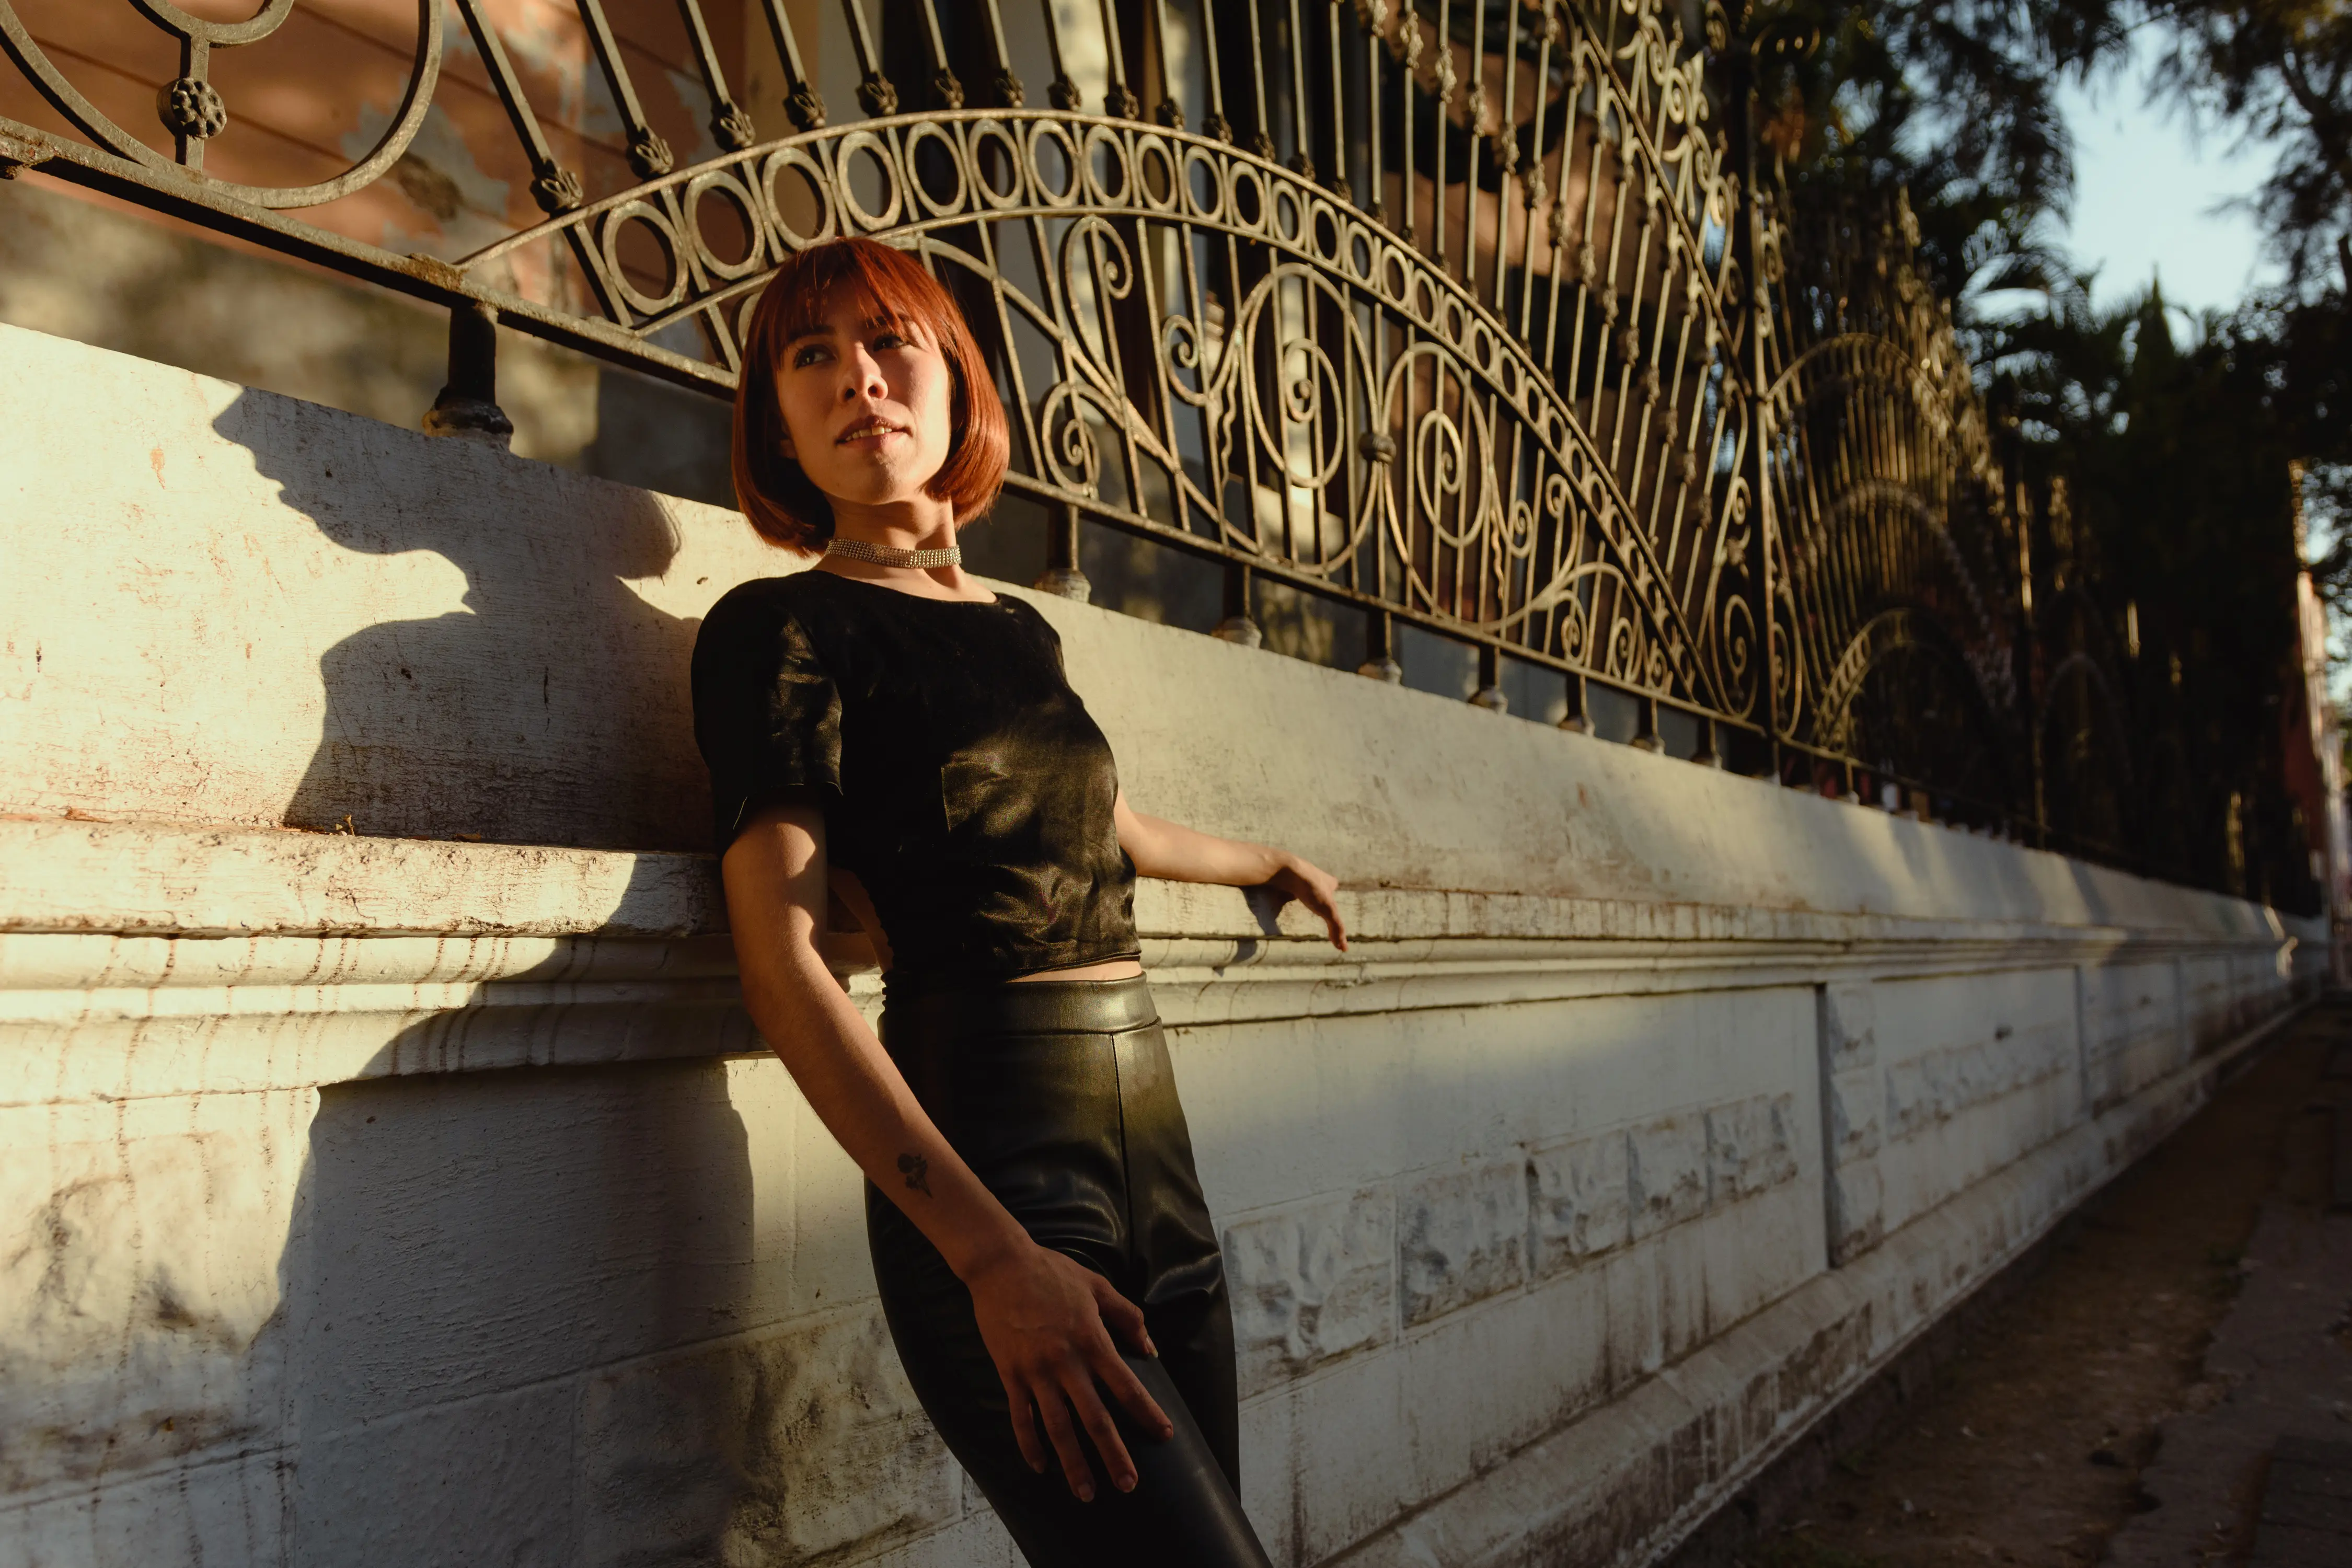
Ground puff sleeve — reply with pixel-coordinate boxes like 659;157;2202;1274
691;582;844;851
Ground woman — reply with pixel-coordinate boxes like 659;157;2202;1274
691;236;1345;1568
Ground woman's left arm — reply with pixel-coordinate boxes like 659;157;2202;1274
1114;790;1347;951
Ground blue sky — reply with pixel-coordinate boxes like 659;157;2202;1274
2050;29;2276;318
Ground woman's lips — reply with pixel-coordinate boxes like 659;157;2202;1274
836;420;905;445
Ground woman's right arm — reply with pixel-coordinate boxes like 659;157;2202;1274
720;802;1173;1497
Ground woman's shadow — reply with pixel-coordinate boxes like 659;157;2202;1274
206;390;797;1559
212;387;715;850
284;1050;764;1562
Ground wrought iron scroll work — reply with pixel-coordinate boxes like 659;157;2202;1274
0;0;442;206
1759;185;2026;816
0;0;2086;847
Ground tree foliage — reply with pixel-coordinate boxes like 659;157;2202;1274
2001;280;2314;901
2143;0;2352;298
1742;1;2352;308
1731;0;2351;907
1740;1;2108;347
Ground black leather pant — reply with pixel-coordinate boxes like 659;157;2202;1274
867;975;1273;1568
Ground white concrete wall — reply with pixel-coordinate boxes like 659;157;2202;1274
0;321;2326;1567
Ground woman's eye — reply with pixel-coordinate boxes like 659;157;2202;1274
792;343;828;367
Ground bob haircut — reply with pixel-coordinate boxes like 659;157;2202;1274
731;237;1008;555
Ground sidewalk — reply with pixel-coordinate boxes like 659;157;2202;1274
1708;1000;2352;1568
2106;1016;2352;1567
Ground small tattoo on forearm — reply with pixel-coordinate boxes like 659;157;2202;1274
897;1152;932;1196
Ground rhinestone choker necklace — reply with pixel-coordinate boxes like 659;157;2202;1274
824;536;961;569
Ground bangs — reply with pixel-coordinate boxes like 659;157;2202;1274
763;243;928;348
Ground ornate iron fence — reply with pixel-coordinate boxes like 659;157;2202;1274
1;0;2089;852
1759;188;2026;817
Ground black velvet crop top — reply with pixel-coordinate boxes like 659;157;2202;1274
690;570;1140;988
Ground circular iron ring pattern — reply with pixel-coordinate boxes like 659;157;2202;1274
460;110;1752;713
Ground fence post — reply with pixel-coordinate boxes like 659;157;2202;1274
422;299;513;447
1213;561;1262;646
2008;398;2050;849
1358;608;1403;682
1471;645;1508;712
1034;502;1093;601
1692;713;1721;767
1630;694;1662;751
1559;671;1590;734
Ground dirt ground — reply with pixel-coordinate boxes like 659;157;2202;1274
1750;1004;2348;1568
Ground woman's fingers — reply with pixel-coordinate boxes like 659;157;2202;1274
1090;1275;1159;1358
1309;889;1348;951
1091;1339;1175;1439
968;1246;1177;1496
1061;1369;1142;1493
1030;1380;1099;1501
1078;1272;1175;1443
1004;1381;1051;1475
1279;862;1348;951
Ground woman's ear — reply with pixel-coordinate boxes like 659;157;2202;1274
780;433;798;460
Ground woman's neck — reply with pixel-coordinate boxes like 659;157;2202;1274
828;494;958;555
817;496;992;601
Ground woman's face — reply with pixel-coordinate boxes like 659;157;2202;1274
774;291;955;517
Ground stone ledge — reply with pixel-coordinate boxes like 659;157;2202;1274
0;817;718;939
2;818;2311;955
0;931;2305;1109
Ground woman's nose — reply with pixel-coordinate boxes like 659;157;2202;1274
841;347;886;399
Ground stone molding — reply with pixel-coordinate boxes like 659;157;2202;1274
1;818;2303;953
1322;997;2314;1568
3;821;2311;1112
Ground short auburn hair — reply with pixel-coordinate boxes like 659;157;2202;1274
731;237;1008;554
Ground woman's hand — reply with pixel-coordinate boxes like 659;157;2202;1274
1266;854;1347;952
963;1239;1174;1498
1115;793;1349;951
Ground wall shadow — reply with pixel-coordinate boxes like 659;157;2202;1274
200;387;767;1554
275;1034;758;1564
210;388;710;851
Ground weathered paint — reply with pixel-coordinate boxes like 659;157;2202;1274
0;324;2327;1565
